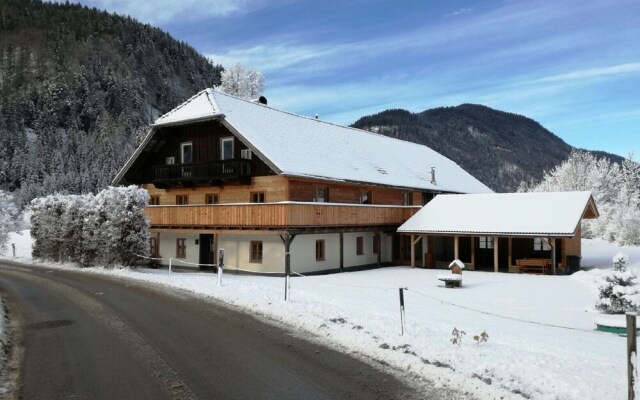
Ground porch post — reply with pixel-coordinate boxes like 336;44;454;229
280;233;297;301
454;235;459;260
470;237;475;267
550;237;557;275
421;235;426;267
508;237;513;269
410;234;415;267
376;231;382;267
493;236;499;272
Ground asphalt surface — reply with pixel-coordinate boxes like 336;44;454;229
0;262;448;400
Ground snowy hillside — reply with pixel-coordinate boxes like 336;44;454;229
1;236;639;399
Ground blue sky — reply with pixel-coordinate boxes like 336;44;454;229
54;0;638;157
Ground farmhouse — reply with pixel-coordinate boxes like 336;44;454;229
113;89;596;275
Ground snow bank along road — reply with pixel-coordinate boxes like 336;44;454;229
0;262;458;400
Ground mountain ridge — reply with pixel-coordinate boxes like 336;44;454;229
352;104;624;192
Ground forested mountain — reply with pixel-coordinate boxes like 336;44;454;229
352;105;624;192
0;0;223;206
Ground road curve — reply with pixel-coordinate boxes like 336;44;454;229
0;262;442;400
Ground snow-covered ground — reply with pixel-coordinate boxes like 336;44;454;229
1;233;638;399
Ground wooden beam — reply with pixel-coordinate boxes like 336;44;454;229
339;232;344;271
376;231;382;267
421;235;426;267
410;234;415;268
454;236;459;260
508;237;512;268
470;237;475;267
493;237;499;273
551;237;557;275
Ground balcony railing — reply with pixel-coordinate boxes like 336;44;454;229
152;160;251;186
145;202;421;230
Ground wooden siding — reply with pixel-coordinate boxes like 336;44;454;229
145;203;420;229
123;120;275;184
287;178;421;205
144;176;288;205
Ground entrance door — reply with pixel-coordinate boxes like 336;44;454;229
475;237;494;270
199;234;216;270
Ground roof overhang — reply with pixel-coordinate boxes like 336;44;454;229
398;191;598;238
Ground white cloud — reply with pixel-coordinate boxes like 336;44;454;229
536;63;640;83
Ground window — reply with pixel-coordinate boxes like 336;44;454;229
181;142;193;164
221;137;234;160
149;196;160;205
479;237;494;249
250;241;263;263
250;191;265;203
205;193;219;204
176;238;186;258
316;240;325;261
166;156;175;165
373;235;379;254
241;149;252;160
359;191;372;204
149;237;157;258
533;238;551;251
403;192;412;206
356;236;364;255
176;195;189;205
314;187;328;202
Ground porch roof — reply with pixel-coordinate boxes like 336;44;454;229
397;191;598;237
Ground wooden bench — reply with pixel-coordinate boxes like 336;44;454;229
438;274;462;288
515;258;551;275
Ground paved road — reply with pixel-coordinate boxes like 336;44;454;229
0;262;445;400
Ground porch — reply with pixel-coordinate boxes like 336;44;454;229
397;233;582;274
396;191;599;275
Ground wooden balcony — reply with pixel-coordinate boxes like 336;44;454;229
152;160;251;187
145;202;420;232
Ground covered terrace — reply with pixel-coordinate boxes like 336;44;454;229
397;191;599;274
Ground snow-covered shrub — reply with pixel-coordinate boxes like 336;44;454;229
30;186;149;267
519;150;640;245
595;253;640;314
0;190;20;252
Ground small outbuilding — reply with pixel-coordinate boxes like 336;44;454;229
397;191;599;274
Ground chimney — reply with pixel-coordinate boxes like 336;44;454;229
430;167;436;185
253;96;268;105
315;114;319;120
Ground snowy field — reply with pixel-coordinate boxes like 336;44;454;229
1;232;639;399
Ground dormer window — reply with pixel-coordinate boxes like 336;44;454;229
221;137;234;160
181;142;193;164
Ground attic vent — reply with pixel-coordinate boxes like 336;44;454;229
253;96;267;105
430;167;436;185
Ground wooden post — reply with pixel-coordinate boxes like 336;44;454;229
508;237;513;269
376;232;382;267
493;237;499;272
339;232;344;271
550;237;557;275
628;313;637;400
410;234;415;267
454;236;459;260
470;237;475;267
421;235;426;267
280;233;297;301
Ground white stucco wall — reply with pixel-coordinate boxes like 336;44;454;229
154;230;394;273
157;232;200;268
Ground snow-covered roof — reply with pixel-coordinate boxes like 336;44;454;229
398;191;599;237
117;89;492;193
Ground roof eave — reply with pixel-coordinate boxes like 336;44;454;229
151;114;224;128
